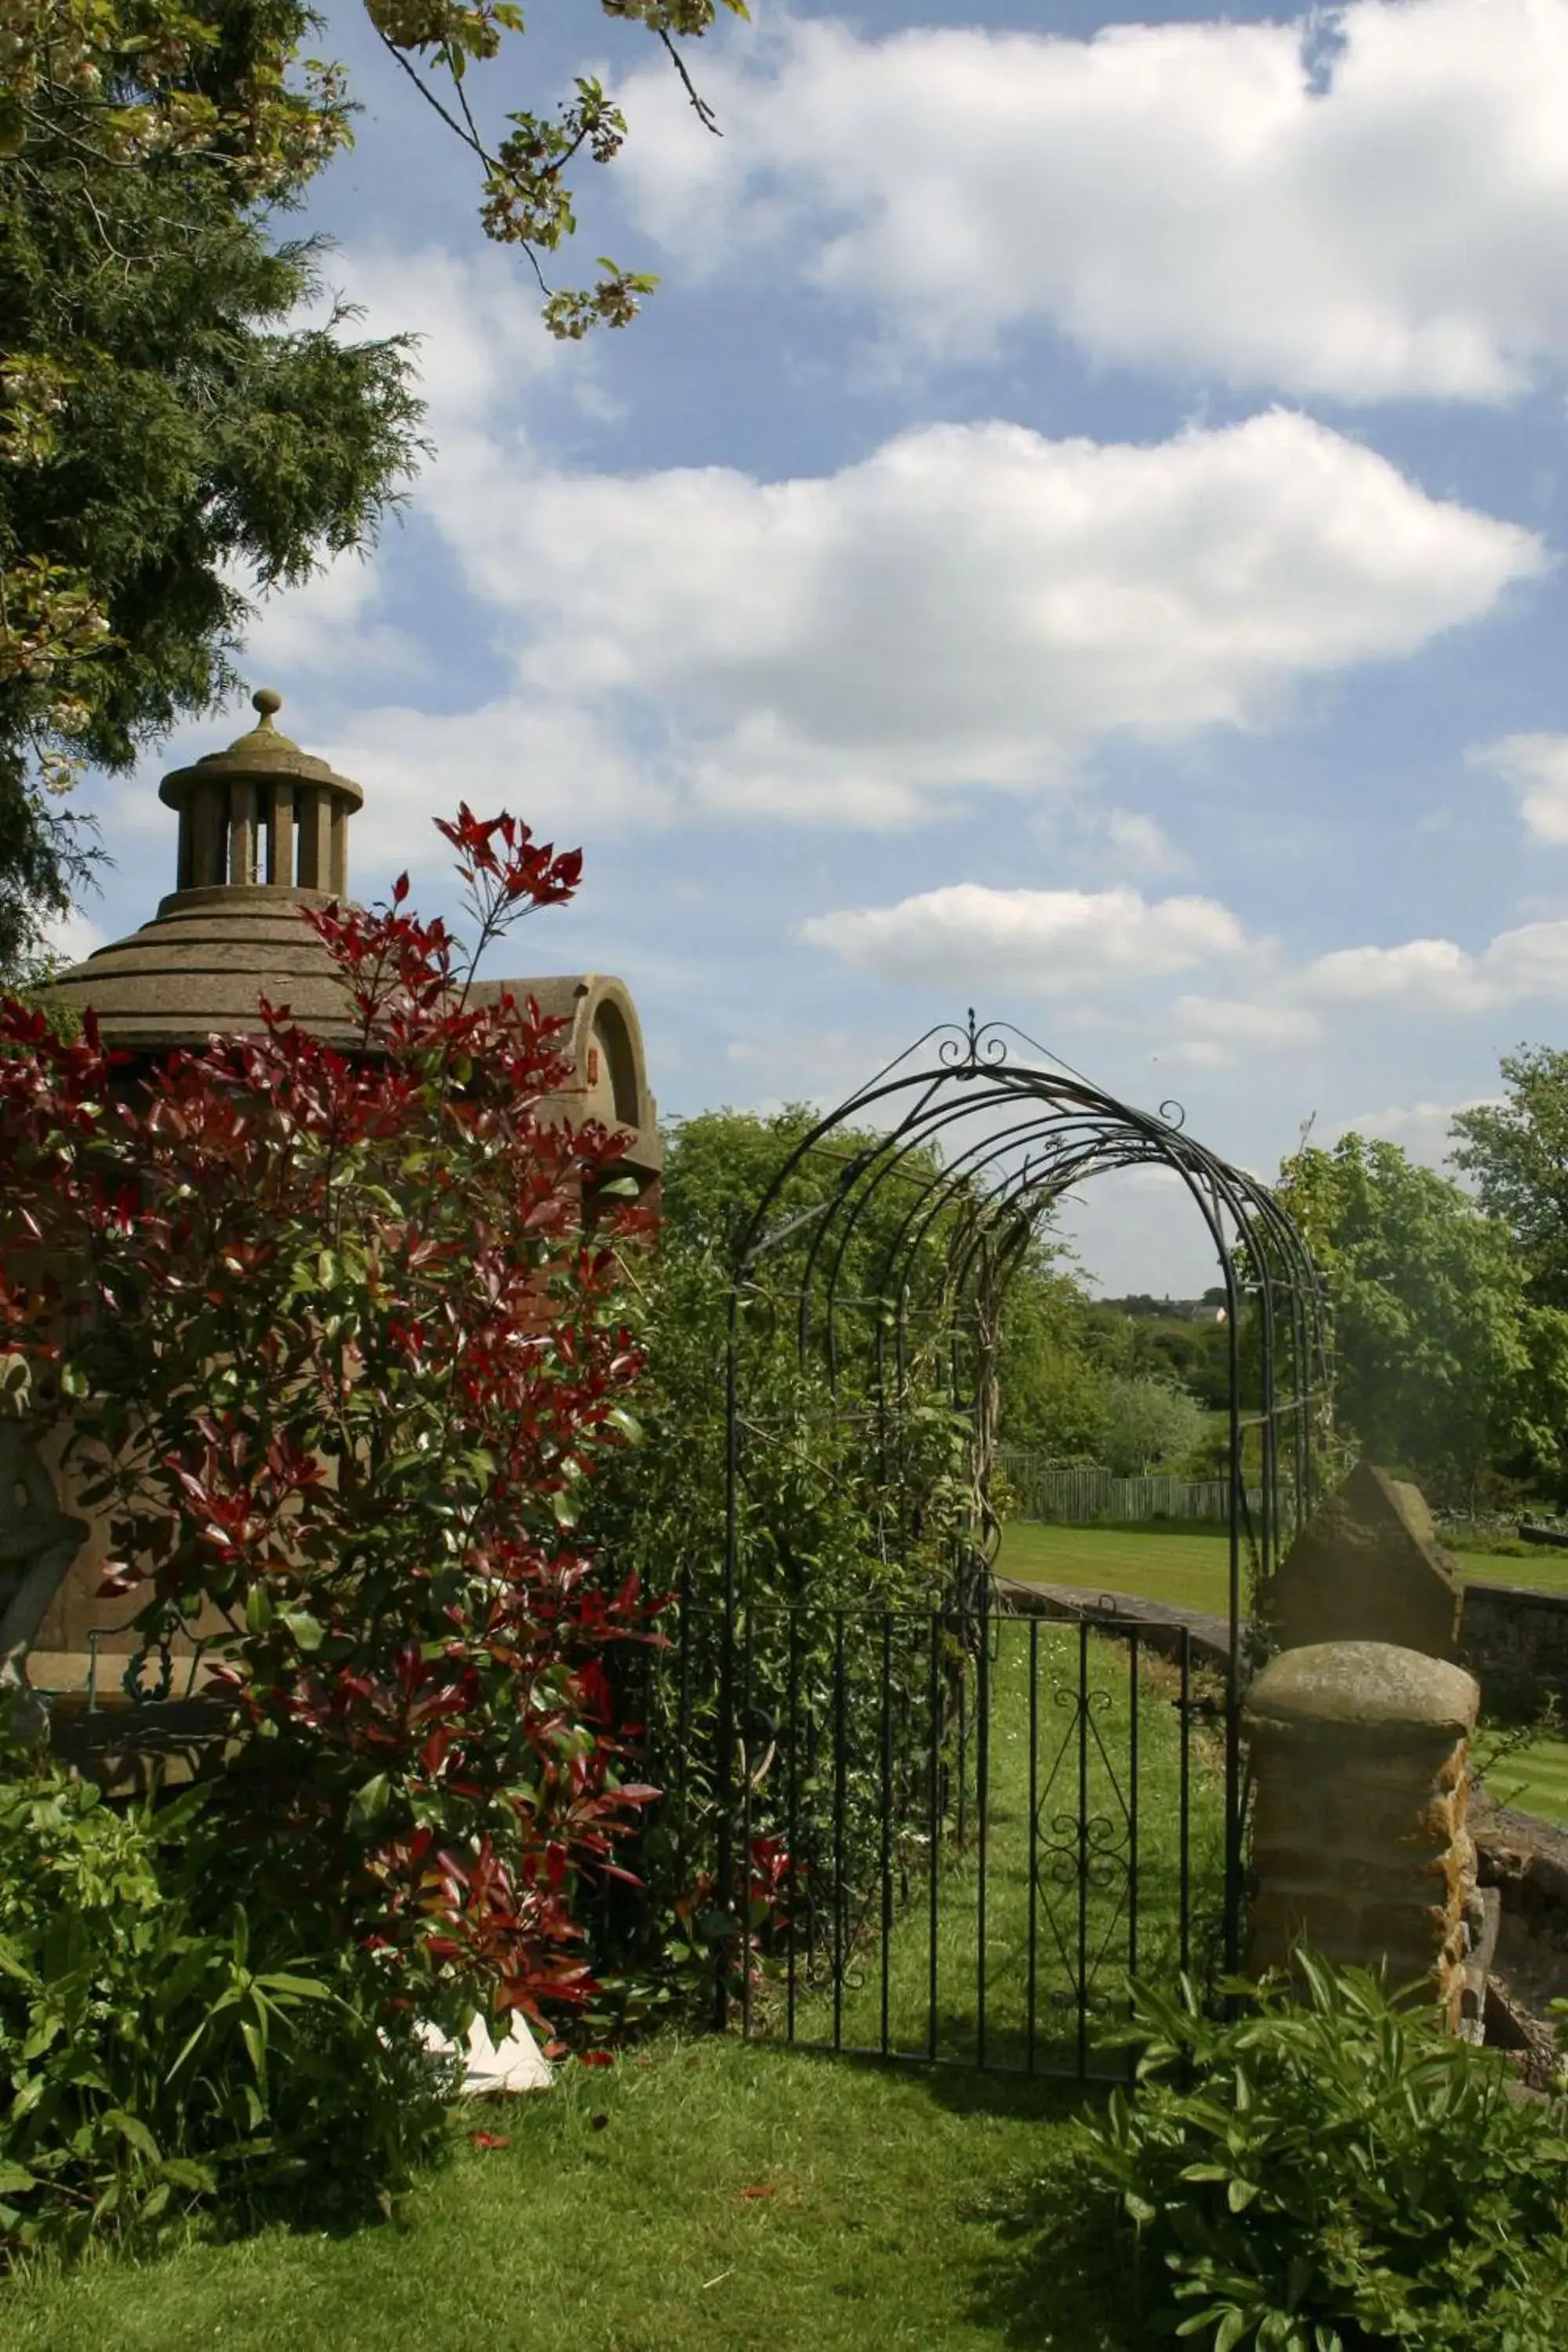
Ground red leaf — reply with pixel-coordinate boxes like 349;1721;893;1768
468;2130;511;2151
740;2186;775;2200
575;2048;615;2067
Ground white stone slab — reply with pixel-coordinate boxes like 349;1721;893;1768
418;2009;555;2095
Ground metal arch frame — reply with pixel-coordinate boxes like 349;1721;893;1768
716;1011;1333;2015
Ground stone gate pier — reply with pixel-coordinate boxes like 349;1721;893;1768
1245;1639;1482;2027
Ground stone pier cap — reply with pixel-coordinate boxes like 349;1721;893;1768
1245;1641;1479;1737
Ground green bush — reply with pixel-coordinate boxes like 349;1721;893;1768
1074;1952;1568;2351
0;1751;459;2265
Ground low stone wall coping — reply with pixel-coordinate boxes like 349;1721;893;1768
1464;1580;1568;1617
1245;1639;1480;1733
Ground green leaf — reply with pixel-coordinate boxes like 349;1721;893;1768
103;2107;162;2162
349;1772;390;1830
280;1608;324;1651
0;2161;38;2195
245;1583;275;1635
159;2156;217;2193
255;1970;332;2002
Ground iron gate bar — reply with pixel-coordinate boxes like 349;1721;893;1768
1128;1628;1140;1998
927;1617;941;2063
1179;1625;1192;1979
880;1611;894;2059
977;1612;990;2070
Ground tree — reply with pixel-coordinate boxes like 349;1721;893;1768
1449;1046;1568;1316
1098;1374;1208;1479
2;0;739;971
996;1243;1115;1461
1272;1132;1555;1508
2;0;427;972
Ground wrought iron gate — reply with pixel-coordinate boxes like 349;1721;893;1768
643;1013;1330;2076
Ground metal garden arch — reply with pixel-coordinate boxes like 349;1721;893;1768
710;1012;1331;2075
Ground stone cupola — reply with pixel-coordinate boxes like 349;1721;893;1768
43;688;366;1051
41;689;662;1184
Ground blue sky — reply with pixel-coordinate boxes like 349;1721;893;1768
54;0;1568;1293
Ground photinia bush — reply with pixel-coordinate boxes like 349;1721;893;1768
0;806;663;2046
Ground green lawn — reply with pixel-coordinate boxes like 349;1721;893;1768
996;1521;1568;1613
0;2032;1129;2352
1479;1733;1568;1828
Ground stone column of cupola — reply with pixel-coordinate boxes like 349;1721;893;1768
165;688;358;902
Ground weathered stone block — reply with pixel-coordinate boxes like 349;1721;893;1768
1244;1641;1479;2024
1269;1460;1461;1658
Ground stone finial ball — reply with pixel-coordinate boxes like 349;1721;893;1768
252;687;283;721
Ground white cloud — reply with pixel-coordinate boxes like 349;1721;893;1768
321;244;567;439
312;697;676;880
799;883;1250;993
228;243;576;691
1471;731;1568;843
1327;1097;1505;1167
36;905;111;967
241;547;419;685
1102;810;1186;876
1305;920;1568;1008
616;0;1568;402
421;408;1542;826
1165;994;1323;1068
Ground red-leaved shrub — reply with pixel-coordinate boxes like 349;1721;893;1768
0;807;663;2042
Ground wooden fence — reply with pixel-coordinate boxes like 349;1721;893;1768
997;1452;1266;1526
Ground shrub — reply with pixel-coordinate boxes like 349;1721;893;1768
0;805;659;2059
1074;1952;1568;2352
0;1751;459;2263
581;1109;979;2022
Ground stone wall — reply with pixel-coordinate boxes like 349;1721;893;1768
1459;1581;1568;1719
1245;1640;1482;2026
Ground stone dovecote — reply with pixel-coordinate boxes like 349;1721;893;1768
29;688;661;1679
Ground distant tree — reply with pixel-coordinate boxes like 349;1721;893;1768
1450;1046;1568;1316
996;1244;1116;1462
1098;1374;1208;1479
1273;1132;1563;1508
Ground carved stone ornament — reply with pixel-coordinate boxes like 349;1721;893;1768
0;1410;90;1744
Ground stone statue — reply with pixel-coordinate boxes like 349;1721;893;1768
0;1390;89;1745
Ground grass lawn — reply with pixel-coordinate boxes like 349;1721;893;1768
0;2033;1130;2352
996;1520;1568;1613
1478;1733;1568;1828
